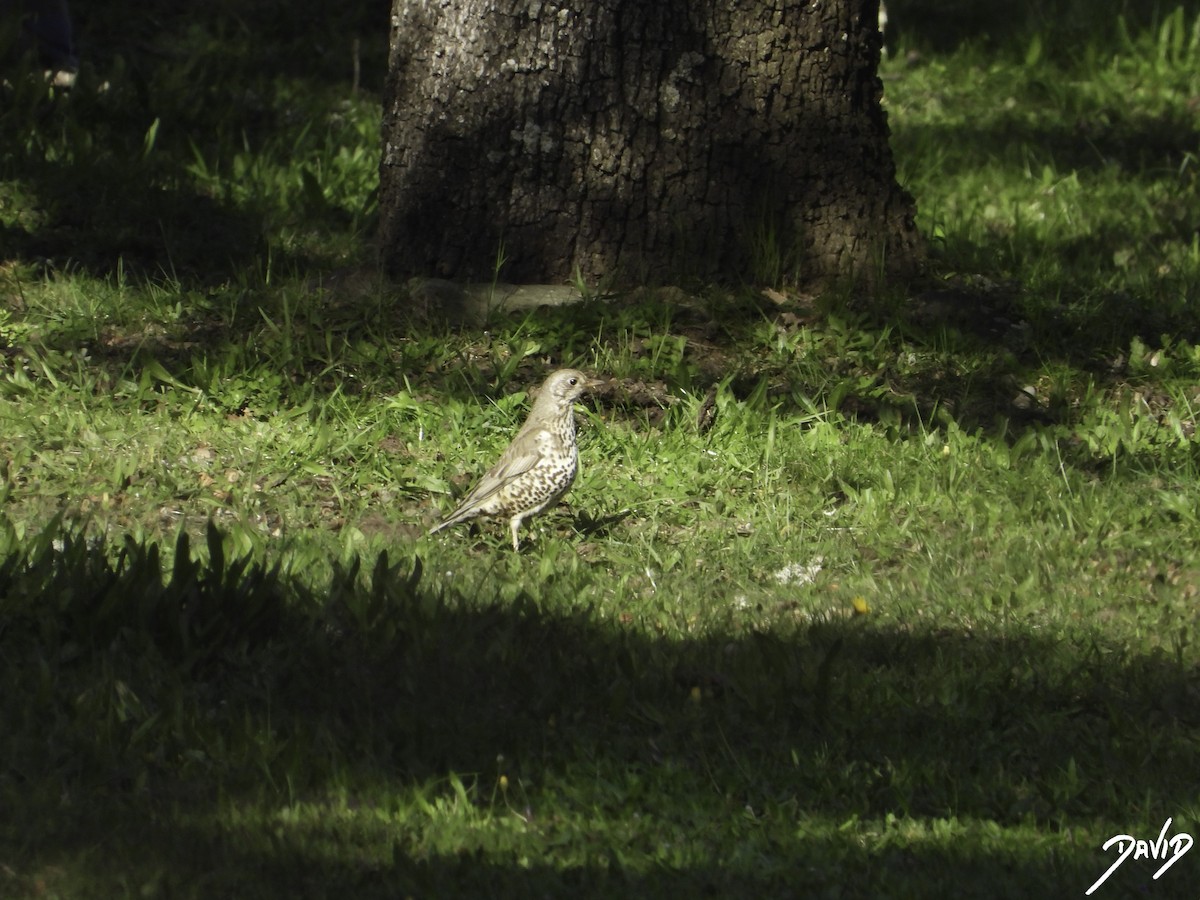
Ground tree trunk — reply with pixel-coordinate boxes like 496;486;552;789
379;0;921;290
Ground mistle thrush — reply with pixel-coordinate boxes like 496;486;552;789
429;369;601;550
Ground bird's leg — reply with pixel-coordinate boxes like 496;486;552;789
510;516;522;552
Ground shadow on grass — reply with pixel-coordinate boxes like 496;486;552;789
0;0;389;286
889;100;1200;346
1;529;1196;897
0;155;267;283
74;0;391;92
888;0;1200;55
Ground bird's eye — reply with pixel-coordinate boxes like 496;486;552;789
568;377;578;386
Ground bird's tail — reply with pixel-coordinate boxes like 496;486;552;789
428;506;469;535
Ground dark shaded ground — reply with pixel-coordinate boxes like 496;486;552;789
1;532;1197;898
1;0;389;283
886;0;1200;55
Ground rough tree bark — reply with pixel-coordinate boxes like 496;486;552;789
379;0;921;289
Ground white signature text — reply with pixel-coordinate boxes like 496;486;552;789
1086;818;1192;895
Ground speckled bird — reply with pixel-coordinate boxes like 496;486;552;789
429;369;602;550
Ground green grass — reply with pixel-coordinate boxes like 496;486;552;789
2;2;1200;898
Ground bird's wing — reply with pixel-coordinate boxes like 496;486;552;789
448;428;554;513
